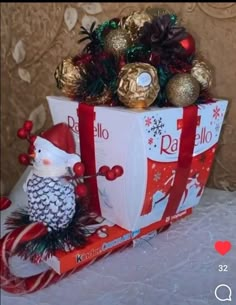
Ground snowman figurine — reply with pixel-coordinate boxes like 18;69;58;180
24;123;81;232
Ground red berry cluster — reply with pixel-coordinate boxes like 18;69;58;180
72;162;124;198
98;165;124;181
73;162;87;197
17;120;36;165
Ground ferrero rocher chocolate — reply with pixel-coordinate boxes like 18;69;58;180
121;10;152;42
54;57;86;98
117;63;160;108
166;73;200;107
104;28;131;57
191;59;213;89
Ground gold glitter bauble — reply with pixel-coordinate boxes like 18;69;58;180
121;10;152;42
191;59;213;90
54;57;86;98
117;63;160;109
166;73;200;107
104;28;131;57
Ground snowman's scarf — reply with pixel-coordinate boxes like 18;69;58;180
5;199;93;264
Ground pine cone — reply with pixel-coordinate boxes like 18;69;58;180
139;14;188;64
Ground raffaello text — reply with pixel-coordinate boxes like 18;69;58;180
160;127;212;155
67;116;109;140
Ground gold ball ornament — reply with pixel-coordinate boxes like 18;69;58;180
54;57;86;98
117;63;160;109
104;28;131;57
121;10;152;42
166;73;200;107
191;59;213;90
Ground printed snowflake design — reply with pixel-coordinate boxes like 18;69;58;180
150;117;165;137
145;117;152;126
153;172;161;182
213;106;220;119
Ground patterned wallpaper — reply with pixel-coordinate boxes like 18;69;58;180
1;3;236;195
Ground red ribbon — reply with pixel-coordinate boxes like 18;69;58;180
77;103;101;215
162;105;199;219
78;103;199;219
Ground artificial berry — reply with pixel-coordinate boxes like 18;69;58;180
75;184;88;197
73;162;85;176
0;197;12;211
29;135;37;144
18;153;30;165
28;145;35;155
112;165;124;178
17;128;28;139
105;169;116;181
99;165;110;176
23;120;33;132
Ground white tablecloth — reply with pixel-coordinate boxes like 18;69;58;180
1;171;236;305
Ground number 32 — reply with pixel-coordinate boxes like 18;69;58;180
218;265;228;272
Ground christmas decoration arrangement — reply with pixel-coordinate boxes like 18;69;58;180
1;6;227;296
55;7;213;109
0;120;123;293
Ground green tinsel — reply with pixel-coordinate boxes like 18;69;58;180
125;45;151;63
83;55;118;98
155;66;173;106
95;20;119;46
5;201;91;264
170;14;177;25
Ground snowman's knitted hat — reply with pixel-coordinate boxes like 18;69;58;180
40;123;76;154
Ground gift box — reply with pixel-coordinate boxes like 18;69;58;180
45;208;192;274
47;96;228;231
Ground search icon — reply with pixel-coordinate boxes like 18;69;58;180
215;284;232;302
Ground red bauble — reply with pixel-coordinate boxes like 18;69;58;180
105;169;116;181
17;128;28;139
0;197;12;210
112;165;124;178
179;34;196;56
29;135;37;144
73;162;85;176
75;184;88;197
23;120;33;132
18;153;30;165
99;165;110;176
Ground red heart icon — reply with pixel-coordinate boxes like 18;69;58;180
214;241;232;256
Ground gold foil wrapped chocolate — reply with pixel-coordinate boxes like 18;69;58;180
117;63;160;108
166;73;200;107
191;59;213;89
54;57;86;98
104;28;131;57
120;10;152;42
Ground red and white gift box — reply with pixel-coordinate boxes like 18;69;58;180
47;96;228;231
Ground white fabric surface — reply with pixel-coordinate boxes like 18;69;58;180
1;174;236;305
